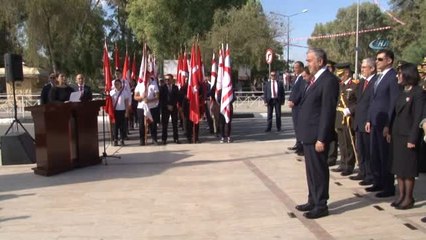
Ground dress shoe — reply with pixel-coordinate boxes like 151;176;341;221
113;140;118;146
288;145;298;151
365;185;382;192
375;191;395;198
120;140;125;146
162;141;167;145
331;167;344;172
390;199;403;207
139;140;145;146
303;208;329;219
264;128;271;132
340;170;353;176
349;174;364;181
295;203;314;212
277;128;282;132
359;180;373;186
395;199;415;210
296;151;304;156
328;162;336;167
421;216;426;223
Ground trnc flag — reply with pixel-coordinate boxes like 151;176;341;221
176;53;183;89
187;43;200;124
114;43;120;71
137;43;153;122
220;44;233;123
122;50;131;81
103;41;115;123
215;44;224;103
210;52;217;88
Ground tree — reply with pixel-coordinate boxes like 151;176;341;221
308;2;390;67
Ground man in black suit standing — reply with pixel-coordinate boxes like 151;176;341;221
160;74;180;144
75;74;93;101
287;61;306;155
295;48;340;219
263;71;285;132
40;73;57;104
349;58;377;185
365;49;400;198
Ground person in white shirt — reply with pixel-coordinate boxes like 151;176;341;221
146;77;160;144
110;80;130;146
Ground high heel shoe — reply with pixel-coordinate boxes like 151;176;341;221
395;199;415;210
390;199;403;207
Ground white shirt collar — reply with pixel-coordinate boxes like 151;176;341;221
313;67;327;82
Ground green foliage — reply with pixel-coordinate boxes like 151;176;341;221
308;2;390;68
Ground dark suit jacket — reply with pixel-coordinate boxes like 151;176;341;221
74;85;93;102
390;85;425;143
352;75;377;132
297;69;340;144
263;80;285;104
367;68;400;127
159;84;179;110
40;82;54;104
288;75;306;108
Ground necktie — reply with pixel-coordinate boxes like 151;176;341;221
362;79;369;92
272;81;276;98
305;77;315;92
79;85;83;91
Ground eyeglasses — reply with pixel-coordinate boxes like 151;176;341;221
376;57;384;62
270;74;276;76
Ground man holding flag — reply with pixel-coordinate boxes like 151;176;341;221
218;44;234;143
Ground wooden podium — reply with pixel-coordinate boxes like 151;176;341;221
26;100;104;176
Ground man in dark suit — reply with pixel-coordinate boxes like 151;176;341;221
263;71;285;132
287;61;306;155
74;74;93;101
40;73;57;104
295;48;340;219
160;74;180;144
348;58;377;185
365;49;400;198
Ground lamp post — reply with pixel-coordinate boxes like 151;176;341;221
270;9;308;72
354;0;360;78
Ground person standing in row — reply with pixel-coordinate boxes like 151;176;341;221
74;74;93;102
48;73;74;103
264;71;285;132
287;61;306;155
296;48;339;219
40;73;57;104
110;80;130;146
365;49;400;198
386;63;425;209
160;74;180;144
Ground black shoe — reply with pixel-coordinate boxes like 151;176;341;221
288;145;298;151
113;140;118;146
277;128;282;132
359;180;373;186
120;140;125;146
295;203;314;212
375;191;395;198
303;208;329;219
139;140;145;146
340;170;353;176
174;140;180;144
162;141;167;145
366;185;382;192
420;216;426;223
349;174;364;181
296;151;304;156
331;167;344;172
328;162;336;167
264;128;271;132
390;199;403;207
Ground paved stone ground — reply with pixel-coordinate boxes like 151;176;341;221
1;105;426;239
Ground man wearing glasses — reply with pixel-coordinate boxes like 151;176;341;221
40;73;57;105
365;49;400;198
263;71;285;132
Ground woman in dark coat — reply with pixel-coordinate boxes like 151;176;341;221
386;63;425;209
48;73;74;103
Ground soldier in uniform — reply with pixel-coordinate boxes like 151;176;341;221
326;60;339;167
331;63;359;176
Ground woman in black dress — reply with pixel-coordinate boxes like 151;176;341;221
48;73;74;103
386;63;425;209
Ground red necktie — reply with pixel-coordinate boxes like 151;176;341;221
306;77;315;92
272;81;276;98
362;79;368;92
79;85;83;91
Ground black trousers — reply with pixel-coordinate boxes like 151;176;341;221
291;107;303;151
137;109;146;142
336;126;356;171
303;143;330;210
219;108;233;138
370;125;395;192
161;108;179;142
114;110;126;141
356;131;373;181
266;99;281;130
149;106;160;142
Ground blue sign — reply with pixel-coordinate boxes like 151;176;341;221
369;39;390;50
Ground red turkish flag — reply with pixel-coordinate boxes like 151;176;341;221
103;41;115;123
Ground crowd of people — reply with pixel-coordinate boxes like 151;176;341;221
281;48;426;220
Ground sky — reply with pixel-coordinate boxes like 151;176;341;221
260;0;391;62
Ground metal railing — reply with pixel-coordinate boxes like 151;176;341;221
0;92;269;119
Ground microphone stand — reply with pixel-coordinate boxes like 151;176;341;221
100;92;120;165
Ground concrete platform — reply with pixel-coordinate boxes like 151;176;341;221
1;110;426;239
